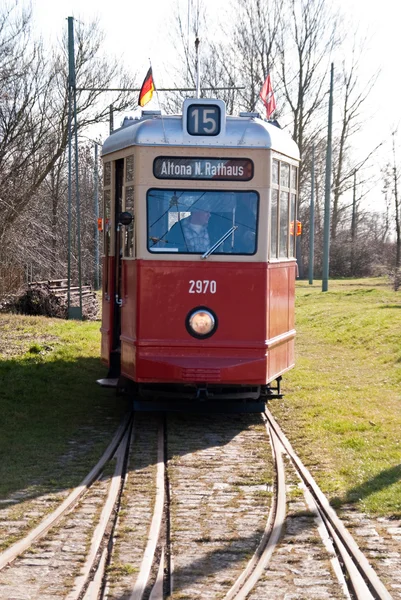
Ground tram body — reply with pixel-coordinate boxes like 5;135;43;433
100;99;300;410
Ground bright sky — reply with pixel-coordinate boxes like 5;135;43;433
30;0;400;209
31;0;399;126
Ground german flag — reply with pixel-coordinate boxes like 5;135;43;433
138;67;155;107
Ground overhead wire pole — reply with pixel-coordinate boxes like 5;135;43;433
109;104;114;134
322;63;334;292
73;49;83;318
309;144;315;284
94;142;100;291
67;16;83;319
67;17;73;317
350;170;357;276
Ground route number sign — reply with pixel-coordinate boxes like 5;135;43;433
187;104;221;136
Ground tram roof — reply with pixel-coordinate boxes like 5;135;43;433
102;111;300;160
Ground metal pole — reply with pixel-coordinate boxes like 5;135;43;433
109;104;114;135
67;17;74;316
195;36;200;98
68;16;82;319
195;0;200;97
71;19;83;318
309;144;315;284
73;90;83;317
322;63;334;292
94;142;100;290
351;170;357;276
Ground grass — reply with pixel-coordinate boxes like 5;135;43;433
1;277;400;519
0;313;129;501
270;277;401;517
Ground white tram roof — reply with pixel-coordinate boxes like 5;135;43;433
102;109;300;161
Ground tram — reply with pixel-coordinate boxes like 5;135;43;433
99;98;300;411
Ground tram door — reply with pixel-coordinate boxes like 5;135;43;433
113;158;124;357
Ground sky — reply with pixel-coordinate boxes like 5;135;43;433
30;0;401;210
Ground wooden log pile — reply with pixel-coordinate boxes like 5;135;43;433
5;279;100;320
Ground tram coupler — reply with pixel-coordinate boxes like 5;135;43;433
196;386;209;401
262;376;283;400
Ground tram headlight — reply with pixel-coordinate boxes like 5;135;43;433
186;308;217;339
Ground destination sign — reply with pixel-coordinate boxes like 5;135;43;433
153;157;253;181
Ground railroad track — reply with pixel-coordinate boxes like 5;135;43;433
222;409;394;600
0;410;398;599
0;413;133;599
123;411;395;600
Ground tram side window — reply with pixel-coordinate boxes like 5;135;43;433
126;155;134;182
290;193;296;257
280;163;290;188
124;185;135;257
279;192;289;257
147;189;259;255
104;162;111;187
270;158;298;259
272;159;279;185
270;190;278;258
291;165;297;189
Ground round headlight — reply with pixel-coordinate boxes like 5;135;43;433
186;308;217;339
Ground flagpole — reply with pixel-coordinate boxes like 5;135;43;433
147;60;168;144
195;36;200;98
195;0;200;97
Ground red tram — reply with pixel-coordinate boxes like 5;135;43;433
99;98;300;411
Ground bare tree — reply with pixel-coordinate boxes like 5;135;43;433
161;2;210;113
164;0;281;115
277;0;340;181
331;41;380;240
212;0;281;113
0;5;138;245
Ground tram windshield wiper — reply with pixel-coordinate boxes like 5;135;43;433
201;225;238;259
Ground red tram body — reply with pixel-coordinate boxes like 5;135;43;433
100;99;300;411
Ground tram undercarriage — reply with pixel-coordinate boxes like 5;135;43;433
112;377;283;413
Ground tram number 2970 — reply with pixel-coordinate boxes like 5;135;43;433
189;280;217;294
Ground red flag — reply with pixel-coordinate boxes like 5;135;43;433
259;72;276;120
138;67;155;107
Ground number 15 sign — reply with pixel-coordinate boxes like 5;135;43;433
183;98;226;139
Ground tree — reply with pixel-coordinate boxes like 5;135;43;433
277;0;339;176
164;0;281;115
331;41;380;241
0;4;137;245
212;0;281;113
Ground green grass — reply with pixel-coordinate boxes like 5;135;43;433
271;277;401;517
0;314;129;500
1;277;400;519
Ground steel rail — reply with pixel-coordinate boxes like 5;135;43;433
223;418;286;600
65;424;132;600
0;413;132;572
149;546;166;600
302;484;351;599
82;548;108;600
264;407;393;600
129;418;166;600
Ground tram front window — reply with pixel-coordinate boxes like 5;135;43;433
147;189;258;255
